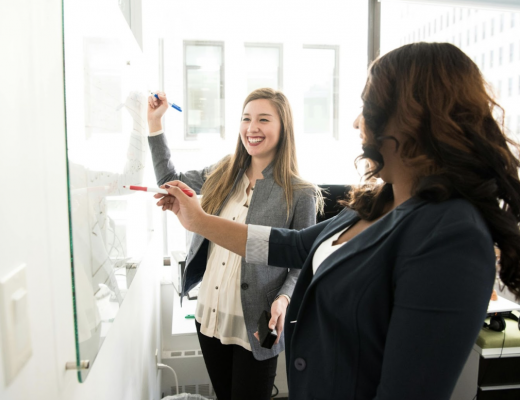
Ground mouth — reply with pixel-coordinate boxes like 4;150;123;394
247;136;265;146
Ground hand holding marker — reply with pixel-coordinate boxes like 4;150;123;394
124;185;193;197
150;92;182;112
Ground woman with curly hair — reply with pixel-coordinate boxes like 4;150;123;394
156;42;520;399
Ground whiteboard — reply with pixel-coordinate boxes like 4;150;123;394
64;0;153;382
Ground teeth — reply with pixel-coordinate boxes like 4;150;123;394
248;138;264;143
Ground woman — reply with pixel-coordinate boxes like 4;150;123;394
155;43;520;399
147;88;321;400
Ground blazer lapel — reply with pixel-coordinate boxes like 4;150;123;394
311;197;425;284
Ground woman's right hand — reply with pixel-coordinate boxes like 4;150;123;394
147;91;169;132
154;180;206;233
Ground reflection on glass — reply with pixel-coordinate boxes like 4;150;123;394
64;0;151;381
245;45;282;94
380;3;520;142
302;46;338;136
184;42;224;137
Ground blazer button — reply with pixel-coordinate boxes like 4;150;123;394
241;283;249;290
294;358;306;371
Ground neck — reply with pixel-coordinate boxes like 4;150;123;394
248;155;272;178
389;180;413;210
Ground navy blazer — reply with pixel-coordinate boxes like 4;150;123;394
266;197;495;399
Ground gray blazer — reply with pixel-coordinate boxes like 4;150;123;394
148;134;316;360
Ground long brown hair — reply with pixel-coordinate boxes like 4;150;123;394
347;42;520;297
200;88;322;218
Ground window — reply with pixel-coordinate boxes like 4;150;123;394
490;50;494;68
510;43;515;62
466;30;470;46
491;19;495;36
508;78;513;97
302;45;339;138
517;116;520;135
482;22;486;39
500;14;504;32
244;44;282;94
184;41;224;138
512;13;516;28
474;26;478;43
498;80;502;98
499;47;503;65
481;53;485;70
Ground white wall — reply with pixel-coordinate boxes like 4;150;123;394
0;1;162;400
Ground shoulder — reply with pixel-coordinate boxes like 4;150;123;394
402;198;492;245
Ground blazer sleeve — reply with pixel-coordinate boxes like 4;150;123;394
278;189;317;298
148;133;211;194
374;218;496;400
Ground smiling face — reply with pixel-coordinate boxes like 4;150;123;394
240;99;282;163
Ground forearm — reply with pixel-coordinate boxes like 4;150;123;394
195;214;248;257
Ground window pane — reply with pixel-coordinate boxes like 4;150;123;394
245;45;281;93
185;43;223;137
381;4;520;142
302;47;337;136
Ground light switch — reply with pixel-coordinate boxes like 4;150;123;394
0;264;32;385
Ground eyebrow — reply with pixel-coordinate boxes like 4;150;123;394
242;113;273;117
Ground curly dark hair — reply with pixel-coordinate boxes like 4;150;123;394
346;42;520;298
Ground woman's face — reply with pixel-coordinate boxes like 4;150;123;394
353;112;403;184
240;99;281;162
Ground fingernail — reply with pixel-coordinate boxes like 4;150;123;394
165;184;171;188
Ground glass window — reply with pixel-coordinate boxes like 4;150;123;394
184;42;224;138
244;44;282;94
302;46;339;138
380;2;520;146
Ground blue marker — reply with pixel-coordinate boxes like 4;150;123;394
151;92;182;112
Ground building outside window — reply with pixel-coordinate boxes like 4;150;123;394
244;44;282;95
302;45;339;138
184;41;224;139
511;43;515;62
490;50;494;68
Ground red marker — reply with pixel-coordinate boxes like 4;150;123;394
123;185;193;197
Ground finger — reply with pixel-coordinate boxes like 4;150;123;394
163;181;195;198
268;314;277;330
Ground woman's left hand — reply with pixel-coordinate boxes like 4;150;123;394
254;295;289;345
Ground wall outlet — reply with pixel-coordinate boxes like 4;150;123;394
0;264;32;385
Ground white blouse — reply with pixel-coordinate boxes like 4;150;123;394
195;174;253;350
312;227;350;275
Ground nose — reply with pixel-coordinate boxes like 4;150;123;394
353;113;362;130
248;120;260;133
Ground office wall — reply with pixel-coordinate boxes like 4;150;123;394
0;1;162;400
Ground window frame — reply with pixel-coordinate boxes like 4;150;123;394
244;42;284;92
183;40;225;140
302;44;340;139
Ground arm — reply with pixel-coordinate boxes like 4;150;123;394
147;92;210;193
278;190;317;297
156;180;328;263
374;221;495;400
270;190;317;343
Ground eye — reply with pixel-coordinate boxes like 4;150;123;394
260;118;269;122
242;117;250;122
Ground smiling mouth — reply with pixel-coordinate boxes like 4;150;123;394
247;137;265;144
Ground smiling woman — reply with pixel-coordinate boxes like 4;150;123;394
147;88;322;400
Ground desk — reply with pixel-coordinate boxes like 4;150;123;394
171;291;198;336
451;295;520;400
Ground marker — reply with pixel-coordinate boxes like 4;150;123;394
185;314;195;319
150;92;182;112
123;185;193;197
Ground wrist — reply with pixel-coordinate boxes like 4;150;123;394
275;294;290;307
148;119;163;133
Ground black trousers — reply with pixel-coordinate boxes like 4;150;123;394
195;321;278;400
